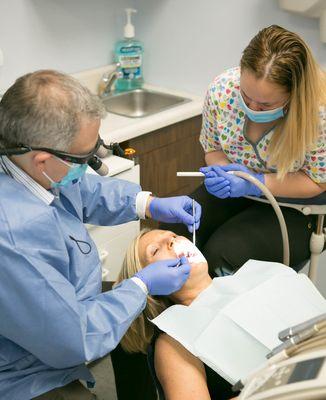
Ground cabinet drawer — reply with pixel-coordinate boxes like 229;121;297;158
86;163;141;281
120;115;204;198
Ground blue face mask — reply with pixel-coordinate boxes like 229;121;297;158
43;157;88;189
238;92;285;123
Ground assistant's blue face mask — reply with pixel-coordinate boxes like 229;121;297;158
238;91;285;123
43;157;88;189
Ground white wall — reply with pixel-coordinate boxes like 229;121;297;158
1;0;326;95
135;0;326;96
0;0;136;93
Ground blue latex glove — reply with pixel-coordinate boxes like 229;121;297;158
199;167;231;199
200;164;265;198
149;196;201;233
135;256;191;295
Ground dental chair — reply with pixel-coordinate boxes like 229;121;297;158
246;191;326;283
147;190;326;400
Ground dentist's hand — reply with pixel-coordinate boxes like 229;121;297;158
135;256;191;295
148;196;201;233
200;164;265;198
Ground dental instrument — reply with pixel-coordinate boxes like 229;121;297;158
278;313;326;342
192;198;196;245
236;314;326;400
177;170;290;266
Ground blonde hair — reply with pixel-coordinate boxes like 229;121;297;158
116;229;171;354
240;25;326;179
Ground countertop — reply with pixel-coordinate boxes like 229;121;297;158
73;65;204;144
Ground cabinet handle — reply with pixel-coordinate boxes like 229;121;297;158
99;249;109;263
102;268;109;280
99;249;110;280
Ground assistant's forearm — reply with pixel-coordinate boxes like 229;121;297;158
205;150;230;166
264;171;324;198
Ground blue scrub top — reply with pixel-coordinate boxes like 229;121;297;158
0;172;147;400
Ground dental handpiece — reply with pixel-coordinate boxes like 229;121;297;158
176;171;235;177
177;172;205;177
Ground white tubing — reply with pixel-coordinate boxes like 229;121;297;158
229;171;290;266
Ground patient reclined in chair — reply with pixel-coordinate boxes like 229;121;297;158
116;229;326;400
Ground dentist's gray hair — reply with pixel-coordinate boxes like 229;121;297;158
0;69;106;151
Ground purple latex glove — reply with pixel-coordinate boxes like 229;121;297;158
135;256;191;295
149;196;201;233
200;164;265;198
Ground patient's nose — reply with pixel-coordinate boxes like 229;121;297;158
163;232;175;250
160;231;176;250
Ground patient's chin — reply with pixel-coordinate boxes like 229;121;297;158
189;261;209;276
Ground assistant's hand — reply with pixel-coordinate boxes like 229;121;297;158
134;256;191;295
199;166;231;199
149;196;201;233
200;164;265;198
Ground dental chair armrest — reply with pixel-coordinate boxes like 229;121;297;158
246;192;326;216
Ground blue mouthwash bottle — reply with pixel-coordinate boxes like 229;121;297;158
114;9;144;92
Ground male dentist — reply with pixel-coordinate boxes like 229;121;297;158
0;70;201;400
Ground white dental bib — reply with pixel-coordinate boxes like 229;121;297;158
151;260;326;384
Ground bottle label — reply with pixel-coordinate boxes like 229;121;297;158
120;45;142;54
120;54;142;68
119;54;142;79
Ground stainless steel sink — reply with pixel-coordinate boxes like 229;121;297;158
101;89;191;118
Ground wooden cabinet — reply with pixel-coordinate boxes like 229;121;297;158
120;115;204;197
120;115;204;228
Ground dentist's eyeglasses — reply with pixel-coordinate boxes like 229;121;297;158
0;137;117;176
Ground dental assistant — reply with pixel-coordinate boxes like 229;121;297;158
0;70;201;400
166;25;326;275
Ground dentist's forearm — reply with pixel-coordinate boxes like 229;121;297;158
205;150;231;166
264;171;324;198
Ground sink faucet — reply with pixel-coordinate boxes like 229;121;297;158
98;63;122;97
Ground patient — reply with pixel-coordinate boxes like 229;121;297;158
116;229;236;400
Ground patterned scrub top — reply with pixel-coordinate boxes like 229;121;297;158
200;67;326;184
